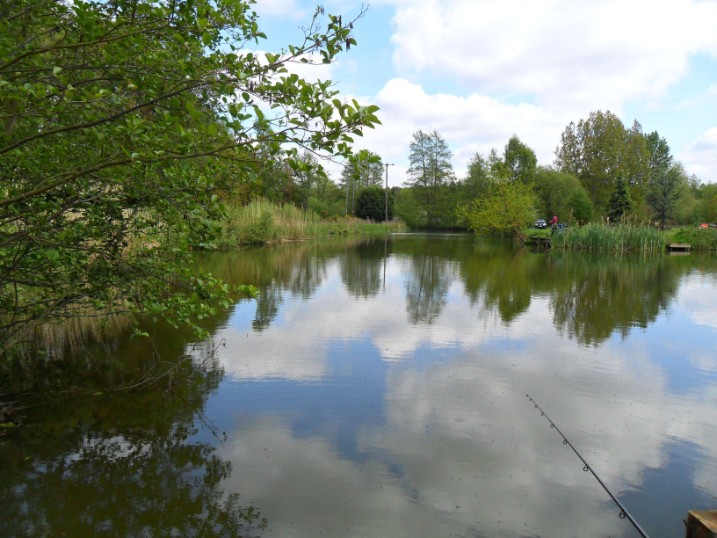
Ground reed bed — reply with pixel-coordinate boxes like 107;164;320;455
551;223;666;252
217;199;405;248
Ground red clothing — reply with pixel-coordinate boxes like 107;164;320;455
550;215;558;226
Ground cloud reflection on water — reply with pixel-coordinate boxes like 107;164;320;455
197;241;717;537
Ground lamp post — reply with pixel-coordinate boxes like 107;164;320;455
384;162;394;222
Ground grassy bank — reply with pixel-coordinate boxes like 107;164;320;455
214;199;406;248
549;223;666;252
666;227;717;251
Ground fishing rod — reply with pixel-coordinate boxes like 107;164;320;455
526;394;651;538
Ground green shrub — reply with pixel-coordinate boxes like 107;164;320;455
356;186;392;221
243;212;276;244
671;227;717;251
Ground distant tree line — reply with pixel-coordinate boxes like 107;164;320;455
392;111;717;233
219;109;717;234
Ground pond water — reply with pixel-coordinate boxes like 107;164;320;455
2;234;717;537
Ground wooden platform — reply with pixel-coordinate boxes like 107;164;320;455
685;510;717;538
525;237;551;249
668;243;692;252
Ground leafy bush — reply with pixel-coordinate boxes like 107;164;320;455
394;189;427;229
461;181;537;238
671;227;717;251
355;186;392;221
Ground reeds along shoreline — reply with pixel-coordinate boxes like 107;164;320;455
2;308;132;362
215;199;405;248
550;223;666;252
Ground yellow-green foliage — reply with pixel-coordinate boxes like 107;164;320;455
461;182;537;238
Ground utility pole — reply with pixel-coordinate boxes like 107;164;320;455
384;162;394;222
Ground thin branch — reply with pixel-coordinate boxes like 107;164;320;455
0;139;253;209
0;80;207;156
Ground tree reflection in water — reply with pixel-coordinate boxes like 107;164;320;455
340;239;387;298
404;253;454;324
3;236;717;538
549;253;680;345
197;234;705;346
0;327;267;537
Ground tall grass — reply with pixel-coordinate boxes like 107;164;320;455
551;223;666;252
4;309;132;361
223;199;320;245
215;199;405;248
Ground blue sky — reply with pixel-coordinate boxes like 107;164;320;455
252;0;717;186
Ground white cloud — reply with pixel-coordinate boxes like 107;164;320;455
389;0;717;110
680;128;717;183
342;78;565;182
195;249;717;536
219;416;491;537
251;0;717;184
253;0;308;19
349;0;717;183
197;258;497;373
675;274;717;330
215;317;717;536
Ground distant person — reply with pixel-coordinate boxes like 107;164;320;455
550;214;558;233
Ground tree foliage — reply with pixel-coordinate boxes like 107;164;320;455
693;183;717;224
643;132;684;228
405;130;455;227
555;111;650;215
647;164;686;228
460;181;537;239
503;135;538;184
645;130;674;177
394;188;427;229
340;149;383;215
291;152;325;210
0;0;381;350
534;168;593;224
606;176;633;222
355;186;392;221
462;152;492;199
566;188;594;225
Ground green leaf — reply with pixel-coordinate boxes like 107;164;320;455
0;0;382;349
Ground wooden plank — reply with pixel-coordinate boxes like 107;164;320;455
685;510;717;538
668;243;692;251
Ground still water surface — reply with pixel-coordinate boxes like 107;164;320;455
2;234;717;537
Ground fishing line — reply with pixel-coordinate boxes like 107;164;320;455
526;394;651;538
